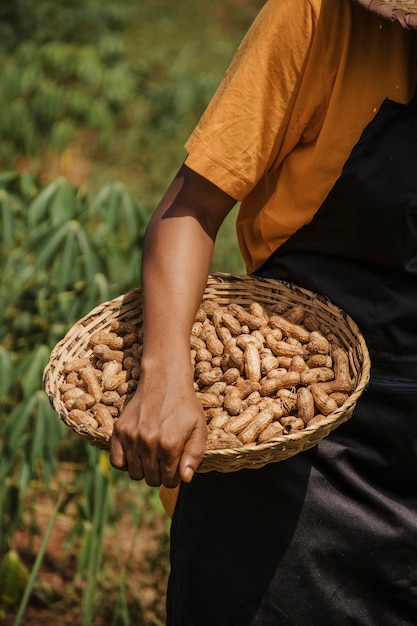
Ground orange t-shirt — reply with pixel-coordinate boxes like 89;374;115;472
161;0;417;517
185;0;417;273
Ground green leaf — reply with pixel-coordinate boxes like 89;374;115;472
73;223;100;283
13;495;63;626
0;550;29;612
57;222;78;289
0;481;20;550
32;221;73;274
82;272;110;315
1;396;36;457
33;392;62;484
0;346;14;399
49;178;81;225
50;118;76;152
27;179;61;228
0;171;18;188
18;345;50;400
0;191;16;246
29;395;45;469
90;183;113;213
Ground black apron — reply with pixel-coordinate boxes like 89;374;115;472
166;93;417;626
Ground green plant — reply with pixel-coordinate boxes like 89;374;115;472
0;0;137;166
0;549;29;620
0;1;262;621
12;496;62;626
0;170;149;620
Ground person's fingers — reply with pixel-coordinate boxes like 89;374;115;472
158;447;182;488
111;435;146;481
137;440;162;487
109;433;128;471
179;421;207;483
124;453;144;482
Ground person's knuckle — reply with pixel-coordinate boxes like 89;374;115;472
159;432;181;455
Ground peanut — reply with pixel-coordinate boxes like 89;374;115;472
332;347;352;387
222;313;242;336
244;342;262;382
207;411;230;430
265;335;305;358
310;384;338;416
223;389;243;416
300;367;335;385
226;404;260;435
261;354;280;375
89;331;123;350
329;392;349;407
250;301;269;323
283;304;305;324
64;357;91;373
222;367;241;385
307;331;330;355
101;391;121;406
206;429;243;449
228;303;264;330
306;354;333;369
93;344;124;363
110;320;137;335
238;408;275;444
68;410;98;430
198;367;224;387
206;333;224;357
289;355;308;373
258;421;285;443
280;416;304;431
269;315;310;343
260;371;300;396
102;370;128;392
297;387;315;425
94;405;114;435
80;368;102;404
191;335;207;351
196;391;223;409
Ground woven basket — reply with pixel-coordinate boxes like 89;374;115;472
354;0;417;29
44;273;371;473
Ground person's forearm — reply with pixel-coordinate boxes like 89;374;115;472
140;164;236;372
110;165;236;486
141;210;213;370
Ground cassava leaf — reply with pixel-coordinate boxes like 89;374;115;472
0;550;29;613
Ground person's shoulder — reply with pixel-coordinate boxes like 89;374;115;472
259;0;345;31
262;0;319;13
255;0;323;30
263;0;332;17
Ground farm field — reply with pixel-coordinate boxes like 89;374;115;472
0;1;263;624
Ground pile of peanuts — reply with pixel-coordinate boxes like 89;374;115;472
59;298;354;450
60;320;142;438
192;300;353;450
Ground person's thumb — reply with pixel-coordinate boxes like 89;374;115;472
179;423;206;483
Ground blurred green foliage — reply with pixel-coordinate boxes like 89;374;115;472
0;171;150;620
0;0;135;163
0;0;262;621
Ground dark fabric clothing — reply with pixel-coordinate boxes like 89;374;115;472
166;91;417;626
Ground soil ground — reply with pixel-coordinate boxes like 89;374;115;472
3;471;170;626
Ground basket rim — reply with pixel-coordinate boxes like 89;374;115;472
44;273;371;471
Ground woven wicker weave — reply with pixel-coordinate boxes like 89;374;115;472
354;0;417;28
44;273;371;473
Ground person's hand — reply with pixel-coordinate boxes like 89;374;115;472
108;164;236;488
109;365;207;488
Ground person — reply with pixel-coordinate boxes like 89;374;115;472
110;0;417;623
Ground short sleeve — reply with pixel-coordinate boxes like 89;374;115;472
184;0;319;200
